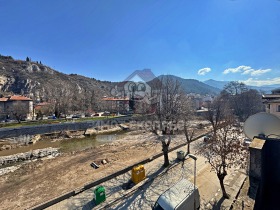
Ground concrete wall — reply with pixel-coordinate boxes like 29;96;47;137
249;138;265;181
267;103;280;117
249;149;262;180
254;139;280;210
0;117;130;139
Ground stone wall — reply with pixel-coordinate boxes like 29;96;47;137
0;147;59;166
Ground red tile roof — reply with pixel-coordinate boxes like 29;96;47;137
36;102;51;106
34;102;51;110
9;95;32;101
0;98;8;102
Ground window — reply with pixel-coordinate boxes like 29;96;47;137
278;105;280;112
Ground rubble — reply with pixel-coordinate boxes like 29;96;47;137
0;147;60;166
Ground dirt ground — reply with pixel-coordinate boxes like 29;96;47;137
0;129;205;210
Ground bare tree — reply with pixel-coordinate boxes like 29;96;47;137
222;81;248;95
180;95;196;154
221;81;263;121
51;86;78;117
204;96;231;135
11;101;29;123
237;89;264;121
152;76;183;167
197;123;246;198
38;103;53;118
183;121;195;155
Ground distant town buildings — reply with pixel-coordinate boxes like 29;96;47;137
186;93;214;110
262;89;280;117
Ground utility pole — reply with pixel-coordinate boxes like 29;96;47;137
188;154;197;210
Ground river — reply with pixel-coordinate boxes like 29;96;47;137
0;131;127;156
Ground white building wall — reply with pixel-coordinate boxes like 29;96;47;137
27;101;33;120
268;103;280;117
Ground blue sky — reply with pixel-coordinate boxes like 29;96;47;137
1;0;280;86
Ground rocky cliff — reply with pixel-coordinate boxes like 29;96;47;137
0;55;114;111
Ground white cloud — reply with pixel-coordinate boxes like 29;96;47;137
250;69;271;76
223;65;271;76
198;67;211;75
240;77;280;86
242;70;252;75
223;65;250;74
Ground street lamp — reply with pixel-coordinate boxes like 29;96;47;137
188;154;197;210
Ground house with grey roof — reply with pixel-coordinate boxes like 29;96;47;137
262;88;280;117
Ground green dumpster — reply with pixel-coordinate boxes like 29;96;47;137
94;186;106;205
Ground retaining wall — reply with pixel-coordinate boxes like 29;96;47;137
0;147;60;166
0;117;130;139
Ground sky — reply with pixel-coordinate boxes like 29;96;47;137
0;0;280;86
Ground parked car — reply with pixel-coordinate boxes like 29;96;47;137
204;134;213;143
101;111;110;116
93;113;100;116
85;113;92;117
72;114;81;119
59;114;66;118
48;116;56;119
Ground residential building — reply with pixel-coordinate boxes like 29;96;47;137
0;95;33;120
262;89;280;117
103;69;160;114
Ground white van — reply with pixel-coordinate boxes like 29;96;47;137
153;178;200;210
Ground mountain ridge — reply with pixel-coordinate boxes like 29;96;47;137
203;79;278;93
0;55;115;111
1;55;278;100
0;56;221;98
158;75;220;95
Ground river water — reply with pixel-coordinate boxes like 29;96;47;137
0;131;127;156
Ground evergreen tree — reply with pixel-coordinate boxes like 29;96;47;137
26;57;30;62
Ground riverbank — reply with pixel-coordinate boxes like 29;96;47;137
0;125;128;157
0;147;60;167
0;125;208;210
